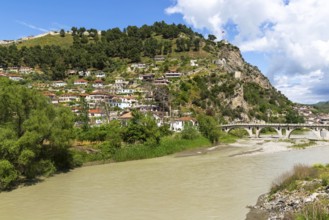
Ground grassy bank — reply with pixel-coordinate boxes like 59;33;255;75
270;164;329;218
72;135;214;164
72;131;240;165
113;135;211;162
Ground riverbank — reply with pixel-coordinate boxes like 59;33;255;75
73;131;240;165
228;137;328;157
173;136;328;158
246;164;329;219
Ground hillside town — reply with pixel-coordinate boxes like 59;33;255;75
294;105;329;124
1;62;329;130
0;62;200;131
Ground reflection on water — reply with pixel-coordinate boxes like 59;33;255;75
1;143;329;220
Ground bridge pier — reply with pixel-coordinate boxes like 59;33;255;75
323;129;329;140
285;127;293;139
245;127;254;138
274;127;283;138
312;128;323;140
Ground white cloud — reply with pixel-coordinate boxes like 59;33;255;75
166;0;329;103
16;20;49;33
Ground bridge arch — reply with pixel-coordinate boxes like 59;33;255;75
224;127;253;138
255;127;283;138
285;127;322;139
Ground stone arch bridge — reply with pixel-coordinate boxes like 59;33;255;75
221;123;329;140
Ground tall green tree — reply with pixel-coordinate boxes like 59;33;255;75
123;111;161;146
0;78;75;188
60;29;65;37
197;115;220;144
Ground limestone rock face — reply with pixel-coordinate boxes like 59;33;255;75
218;43;272;90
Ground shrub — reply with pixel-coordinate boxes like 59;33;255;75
294;201;329;220
0;160;18;190
271;164;317;194
180;125;200;140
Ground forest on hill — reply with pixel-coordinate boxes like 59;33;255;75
0;21;208;80
0;21;302;123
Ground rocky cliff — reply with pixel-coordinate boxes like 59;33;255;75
171;41;296;123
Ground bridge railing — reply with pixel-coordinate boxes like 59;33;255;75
220;123;329;128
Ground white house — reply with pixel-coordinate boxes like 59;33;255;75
74;79;88;86
19;66;33;74
165;72;182;79
170;117;197;132
113;77;129;89
67;69;78;76
190;60;198;67
43;92;58;104
92;80;104;88
88;108;106;118
88;109;107;125
153;78;169;85
58;94;80;103
52;81;67;87
116;88;135;95
86;92;110;104
109;96;138;109
8;74;23;81
7;67;19;73
131;63;147;69
95;72;106;79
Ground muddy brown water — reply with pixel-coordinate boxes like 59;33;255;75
1;141;329;220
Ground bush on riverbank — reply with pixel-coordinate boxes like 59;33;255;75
290;140;316;149
271;164;319;194
247;164;329;219
293;200;329;219
71;130;241;165
113;135;211;162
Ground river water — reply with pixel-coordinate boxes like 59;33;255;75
1;142;329;220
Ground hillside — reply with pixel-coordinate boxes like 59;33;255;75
168;42;298;122
0;22;301;123
16;33;74;49
313;101;329;113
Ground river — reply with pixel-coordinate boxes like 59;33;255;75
1;141;329;220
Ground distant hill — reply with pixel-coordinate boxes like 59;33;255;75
312;101;329;113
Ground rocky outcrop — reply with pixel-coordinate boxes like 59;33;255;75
246;179;329;219
218;42;273;90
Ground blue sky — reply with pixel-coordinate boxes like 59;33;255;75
1;0;328;104
0;0;182;40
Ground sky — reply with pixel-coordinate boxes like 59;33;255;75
1;0;328;104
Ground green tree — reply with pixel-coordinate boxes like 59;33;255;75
77;97;90;131
123;111;161;146
197;115;220;144
0;78;75;186
144;38;158;57
181;125;200;140
208;34;217;42
60;29;65;37
0;160;18;190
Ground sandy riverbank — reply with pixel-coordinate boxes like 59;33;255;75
229;137;328;157
175;136;329;158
